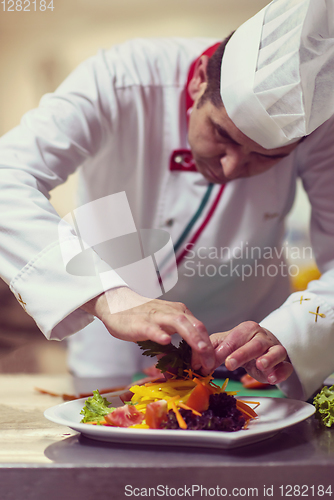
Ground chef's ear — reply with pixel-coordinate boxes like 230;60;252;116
188;55;209;102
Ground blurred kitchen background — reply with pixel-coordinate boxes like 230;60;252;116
0;0;315;375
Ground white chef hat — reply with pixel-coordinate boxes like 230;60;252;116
220;0;334;149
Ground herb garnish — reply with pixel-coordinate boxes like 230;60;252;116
137;339;193;378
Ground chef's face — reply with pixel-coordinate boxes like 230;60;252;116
188;74;299;184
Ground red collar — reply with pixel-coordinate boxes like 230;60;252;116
170;42;221;172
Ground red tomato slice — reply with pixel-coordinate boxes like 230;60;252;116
105;405;144;427
186;383;211;413
241;374;270;389
145;400;168;429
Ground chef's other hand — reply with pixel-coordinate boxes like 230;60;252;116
208;321;293;385
81;287;215;373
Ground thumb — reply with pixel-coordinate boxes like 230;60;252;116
192;331;231;372
214;322;260;366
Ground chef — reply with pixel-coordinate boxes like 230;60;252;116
0;0;334;401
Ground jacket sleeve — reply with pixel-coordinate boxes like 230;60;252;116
260;118;334;401
0;50;127;340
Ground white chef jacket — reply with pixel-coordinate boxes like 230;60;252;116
1;37;334;400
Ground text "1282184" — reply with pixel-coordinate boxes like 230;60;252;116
1;0;54;11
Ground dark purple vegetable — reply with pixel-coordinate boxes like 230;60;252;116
162;392;245;432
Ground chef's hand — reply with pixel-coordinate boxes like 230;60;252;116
203;321;293;385
81;287;215;373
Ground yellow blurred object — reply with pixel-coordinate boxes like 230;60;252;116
291;264;321;292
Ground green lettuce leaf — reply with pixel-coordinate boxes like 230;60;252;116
313;385;334;427
80;390;115;423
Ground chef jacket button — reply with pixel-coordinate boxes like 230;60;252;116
174;155;183;164
165;218;174;227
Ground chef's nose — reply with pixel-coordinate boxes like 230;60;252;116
219;145;248;178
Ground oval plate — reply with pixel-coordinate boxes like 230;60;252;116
44;395;315;450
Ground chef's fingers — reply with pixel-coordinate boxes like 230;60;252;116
208;331;232;350
114;321;172;345
192;331;232;372
255;344;288;372
185;308;217;371
264;361;294;385
103;299;214;370
224;333;272;371
157;312;215;372
191;351;202;372
214;321;265;368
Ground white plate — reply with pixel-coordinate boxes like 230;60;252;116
44;395;315;450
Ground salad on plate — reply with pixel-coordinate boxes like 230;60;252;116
80;340;259;432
